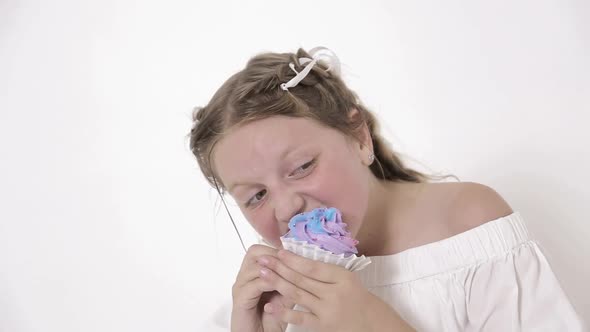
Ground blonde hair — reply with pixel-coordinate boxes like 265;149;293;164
187;47;459;250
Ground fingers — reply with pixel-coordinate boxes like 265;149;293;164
235;278;274;303
234;244;279;288
257;254;326;298
258;264;321;313
239;244;279;271
277;249;345;283
267;291;295;311
231;244;279;310
263;302;319;330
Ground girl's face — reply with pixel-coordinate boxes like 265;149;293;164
212;115;373;249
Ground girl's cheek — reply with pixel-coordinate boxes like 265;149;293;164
246;210;275;239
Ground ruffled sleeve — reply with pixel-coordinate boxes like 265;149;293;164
459;240;585;331
355;212;586;331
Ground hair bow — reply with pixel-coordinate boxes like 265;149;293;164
280;46;342;91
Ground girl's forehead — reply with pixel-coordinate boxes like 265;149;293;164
212;117;344;180
225;116;332;147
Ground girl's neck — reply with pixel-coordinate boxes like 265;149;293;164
356;178;427;256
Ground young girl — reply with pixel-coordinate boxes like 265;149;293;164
189;47;584;331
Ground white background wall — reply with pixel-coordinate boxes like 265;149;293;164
1;0;588;331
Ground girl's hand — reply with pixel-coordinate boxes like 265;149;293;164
256;249;415;332
231;245;296;332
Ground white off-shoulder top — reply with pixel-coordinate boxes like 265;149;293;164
203;212;586;331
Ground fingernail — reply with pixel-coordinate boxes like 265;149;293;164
260;268;270;277
257;257;269;266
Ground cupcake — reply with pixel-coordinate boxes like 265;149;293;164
280;207;371;272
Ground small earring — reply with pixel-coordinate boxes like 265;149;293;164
368;153;375;164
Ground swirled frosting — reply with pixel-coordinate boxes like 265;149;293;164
283;207;359;257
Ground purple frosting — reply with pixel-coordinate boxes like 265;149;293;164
283;207;359;257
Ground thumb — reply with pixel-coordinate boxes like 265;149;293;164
269;291;296;311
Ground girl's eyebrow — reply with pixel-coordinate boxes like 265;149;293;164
227;144;309;194
228;181;255;194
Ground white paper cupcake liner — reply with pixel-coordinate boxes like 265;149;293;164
280;236;371;272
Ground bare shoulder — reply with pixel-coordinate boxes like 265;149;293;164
444;181;514;234
386;181;514;255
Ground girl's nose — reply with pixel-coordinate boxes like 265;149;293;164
274;191;306;226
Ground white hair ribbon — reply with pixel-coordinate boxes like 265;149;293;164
280;47;341;91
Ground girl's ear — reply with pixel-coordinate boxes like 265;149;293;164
348;108;373;156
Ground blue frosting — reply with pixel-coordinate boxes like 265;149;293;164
288;207;338;236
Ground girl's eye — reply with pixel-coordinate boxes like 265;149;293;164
291;159;316;177
246;189;267;207
245;159;315;208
